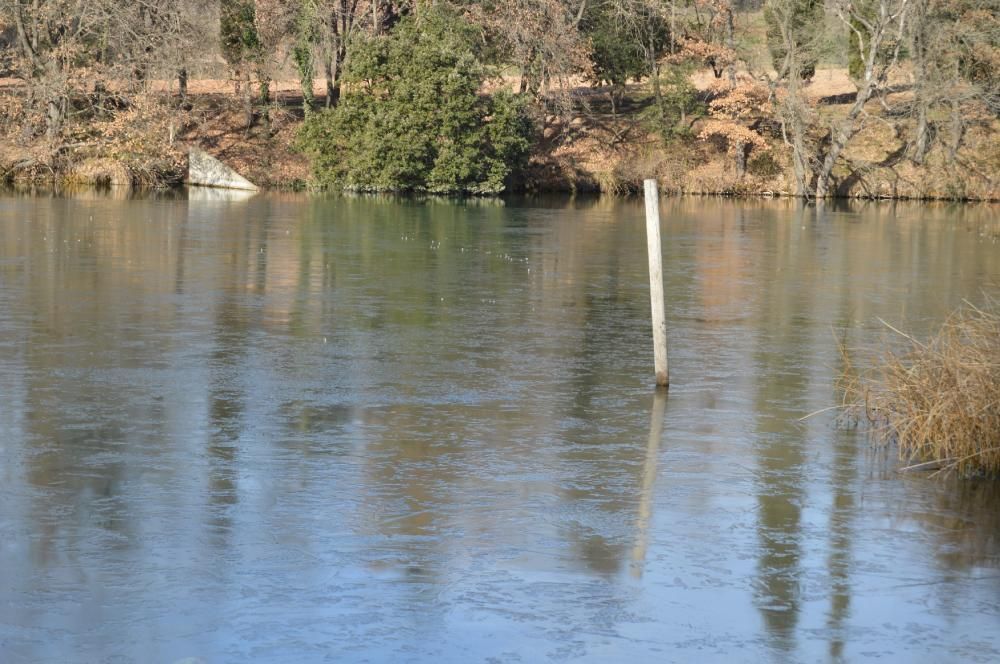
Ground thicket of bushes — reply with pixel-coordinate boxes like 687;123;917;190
296;8;534;194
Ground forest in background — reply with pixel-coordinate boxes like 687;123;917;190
0;0;997;198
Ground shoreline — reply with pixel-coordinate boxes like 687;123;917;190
3;177;999;206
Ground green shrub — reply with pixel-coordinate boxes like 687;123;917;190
641;65;704;140
297;7;534;194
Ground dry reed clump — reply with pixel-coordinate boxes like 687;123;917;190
840;302;1000;477
66;158;134;187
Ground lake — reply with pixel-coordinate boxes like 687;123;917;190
1;189;998;662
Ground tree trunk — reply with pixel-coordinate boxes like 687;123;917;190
45;97;64;141
300;63;316;115
325;45;342;108
815;58;878;197
243;70;254;129
725;8;737;87
910;20;931;165
781;70;810;197
323;6;345;109
790;127;809;195
913;100;930;164
258;75;271;135
651;64;664;126
669;1;676;54
948;95;963;162
815;128;848;198
648;34;665;132
178;68;188;103
735;142;749;177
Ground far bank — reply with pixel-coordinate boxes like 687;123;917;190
2;69;997;202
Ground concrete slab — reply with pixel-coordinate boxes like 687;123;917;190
186;148;259;191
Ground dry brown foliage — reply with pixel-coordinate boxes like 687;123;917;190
840;301;1000;477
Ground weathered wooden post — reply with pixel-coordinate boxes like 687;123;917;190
644;178;669;388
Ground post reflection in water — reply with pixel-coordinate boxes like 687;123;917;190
629;389;667;579
0;190;998;662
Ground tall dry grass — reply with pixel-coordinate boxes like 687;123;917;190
840;301;1000;477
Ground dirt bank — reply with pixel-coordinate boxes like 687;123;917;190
2;70;997;200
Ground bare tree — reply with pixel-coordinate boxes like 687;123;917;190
908;0;999;163
907;0;937;162
3;0;102;139
254;0;296;133
763;0;823;195
815;0;910;198
1;0;201;140
474;0;591;108
320;0;364;107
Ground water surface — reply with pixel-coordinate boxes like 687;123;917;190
1;190;998;662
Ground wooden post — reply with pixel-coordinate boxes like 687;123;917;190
644;178;669;387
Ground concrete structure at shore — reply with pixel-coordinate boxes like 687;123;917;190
187;148;259;191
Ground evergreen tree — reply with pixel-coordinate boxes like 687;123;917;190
298;6;534;194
